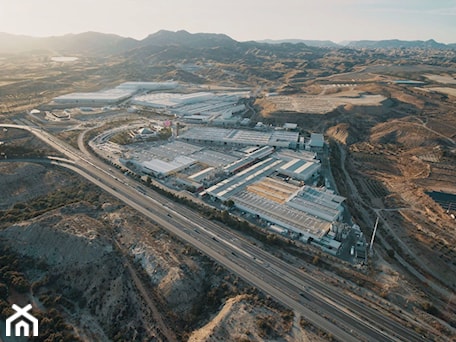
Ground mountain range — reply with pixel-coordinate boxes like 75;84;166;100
259;38;456;50
257;39;341;48
0;30;455;56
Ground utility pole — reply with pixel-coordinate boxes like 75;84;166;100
369;215;379;255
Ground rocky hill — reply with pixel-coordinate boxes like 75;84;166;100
1;30;454;57
0;159;301;341
0;199;299;341
0;31;137;55
1;30;455;94
257;39;341;48
346;38;452;50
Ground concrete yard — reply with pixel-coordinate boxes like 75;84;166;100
264;91;387;114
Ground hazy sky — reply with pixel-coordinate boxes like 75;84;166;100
1;0;455;43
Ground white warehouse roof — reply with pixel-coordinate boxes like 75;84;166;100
143;155;195;177
206;158;282;201
54;88;134;104
309;133;324;147
287;186;345;222
179;127;299;148
283;123;298;130
278;159;321;182
132;92;215;108
233;191;331;239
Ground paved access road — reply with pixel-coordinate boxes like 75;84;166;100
1;124;429;342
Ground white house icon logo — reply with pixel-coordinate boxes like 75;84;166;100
5;304;39;337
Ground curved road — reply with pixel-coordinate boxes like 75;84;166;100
1;124;437;341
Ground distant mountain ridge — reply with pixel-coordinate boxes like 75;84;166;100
0;30;454;56
141;30;236;48
346;39;452;50
258;38;456;50
0;31;138;54
0;30;242;55
256;39;340;48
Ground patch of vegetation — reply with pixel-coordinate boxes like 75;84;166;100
0;130;63;158
0;144;49;158
56;130;81;149
110;127;172;145
0;245;81;341
256;314;278;338
30;309;83;342
110;130;132;145
0;182;103;228
299;315;335;341
421;301;440;316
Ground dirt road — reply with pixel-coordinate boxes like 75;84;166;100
335;142;452;299
114;241;177;342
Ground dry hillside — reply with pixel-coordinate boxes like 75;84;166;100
0;160;306;341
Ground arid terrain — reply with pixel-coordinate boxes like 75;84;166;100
256;68;456;332
0;157;306;341
1;31;456;341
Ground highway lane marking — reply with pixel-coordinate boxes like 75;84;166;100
50;157;367;341
321;294;401;342
161;202;255;259
1;124;424;341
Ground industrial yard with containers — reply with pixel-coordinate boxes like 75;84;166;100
52;82;366;260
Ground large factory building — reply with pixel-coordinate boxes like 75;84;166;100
178;127;299;149
53;88;134;106
53;81;180;106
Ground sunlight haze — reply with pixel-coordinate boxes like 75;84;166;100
1;0;455;42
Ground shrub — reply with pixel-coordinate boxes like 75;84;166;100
0;283;7;299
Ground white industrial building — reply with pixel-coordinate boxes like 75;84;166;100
233;190;332;241
142;155;196;178
188;167;217;183
275;150;317;163
115;128;342;250
232;181;345;244
204;158;282;201
54;80;248;122
132;91;247;123
53;88;134;105
288;186;345;222
277;159;321;182
132;92;215;108
307;133;325;150
204;162;344;245
179;127;299;149
53;81;179;106
283;123;298;130
223;146;274;174
122;141;240;176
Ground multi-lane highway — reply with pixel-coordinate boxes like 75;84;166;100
1;124;431;341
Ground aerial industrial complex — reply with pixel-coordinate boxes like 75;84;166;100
118;134;346;253
107;126;347;254
53;81;248;125
53;81;179;105
178;127;300;148
56;81;352;255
